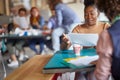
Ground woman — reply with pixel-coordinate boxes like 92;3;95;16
61;3;110;50
61;2;110;80
29;7;45;54
95;0;120;80
48;0;80;52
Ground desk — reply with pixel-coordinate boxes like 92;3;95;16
0;34;48;39
4;55;54;80
4;49;97;80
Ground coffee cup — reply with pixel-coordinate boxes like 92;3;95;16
73;44;82;56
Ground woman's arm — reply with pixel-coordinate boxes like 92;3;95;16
95;30;113;80
40;16;45;28
56;9;63;27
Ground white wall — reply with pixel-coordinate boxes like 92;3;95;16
67;2;85;22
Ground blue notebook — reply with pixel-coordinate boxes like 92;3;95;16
44;48;97;69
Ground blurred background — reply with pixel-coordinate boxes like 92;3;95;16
0;0;108;23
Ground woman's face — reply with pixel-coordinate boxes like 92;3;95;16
84;6;99;26
31;8;39;17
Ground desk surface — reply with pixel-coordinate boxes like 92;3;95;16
4;55;54;80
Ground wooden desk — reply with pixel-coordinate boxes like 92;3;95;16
4;49;97;80
4;55;54;80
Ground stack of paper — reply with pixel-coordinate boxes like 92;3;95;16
67;33;99;46
64;55;99;66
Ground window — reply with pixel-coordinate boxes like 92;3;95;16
62;0;76;4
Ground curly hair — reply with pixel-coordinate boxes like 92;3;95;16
97;0;120;21
18;8;27;14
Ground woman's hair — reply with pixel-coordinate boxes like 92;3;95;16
84;0;99;15
18;8;27;14
96;0;120;21
30;7;40;25
47;0;63;10
84;0;96;7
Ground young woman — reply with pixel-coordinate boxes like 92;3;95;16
61;3;110;50
29;7;45;54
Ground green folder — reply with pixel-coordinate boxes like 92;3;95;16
44;48;97;69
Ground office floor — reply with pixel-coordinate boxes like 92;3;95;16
0;45;53;80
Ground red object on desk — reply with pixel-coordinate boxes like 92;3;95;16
51;73;62;80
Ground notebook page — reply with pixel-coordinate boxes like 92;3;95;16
67;33;99;46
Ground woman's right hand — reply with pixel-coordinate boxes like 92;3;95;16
62;33;71;45
61;33;71;50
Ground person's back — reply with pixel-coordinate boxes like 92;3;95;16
95;0;120;80
56;3;80;26
108;20;120;80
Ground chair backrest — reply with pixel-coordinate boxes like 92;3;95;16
0;50;7;79
0;16;12;25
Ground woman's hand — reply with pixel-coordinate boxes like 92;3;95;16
33;22;41;29
61;33;71;50
62;33;70;45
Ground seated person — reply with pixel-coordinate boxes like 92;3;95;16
46;9;58;30
28;7;45;54
7;8;30;68
95;0;120;80
43;9;58;50
61;2;110;80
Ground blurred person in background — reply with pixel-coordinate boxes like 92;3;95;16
48;0;80;53
43;9;57;50
28;7;45;54
6;8;30;68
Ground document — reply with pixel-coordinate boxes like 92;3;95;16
67;33;99;46
64;55;99;66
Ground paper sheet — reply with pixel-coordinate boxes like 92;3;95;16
67;33;99;46
64;55;99;66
